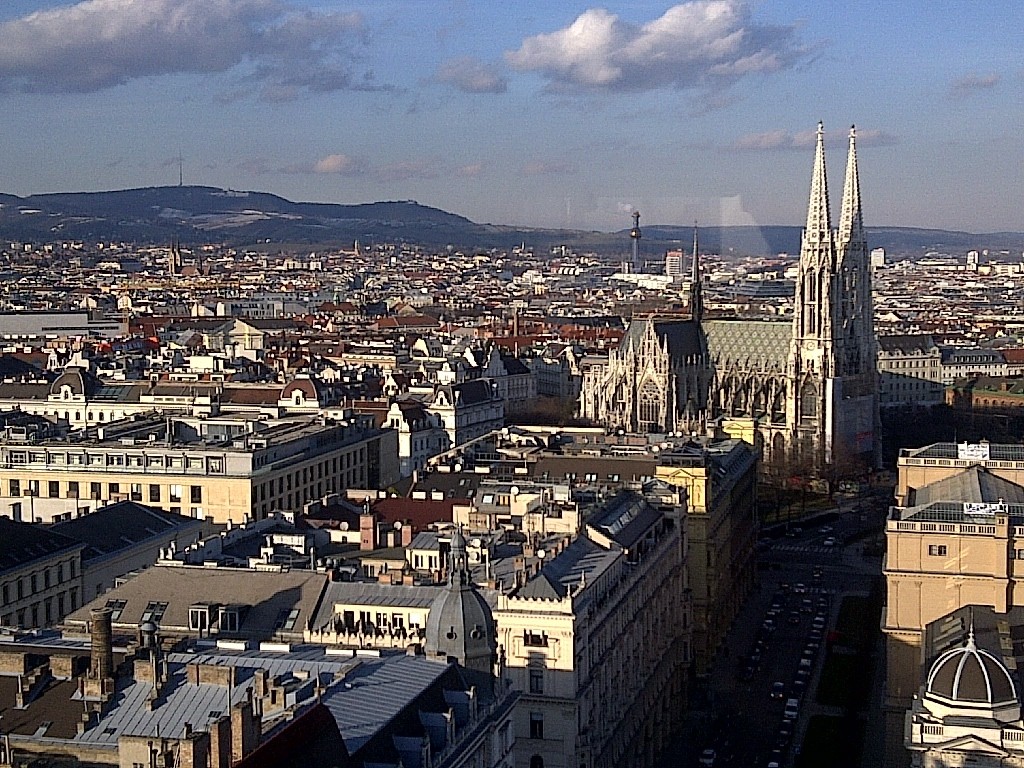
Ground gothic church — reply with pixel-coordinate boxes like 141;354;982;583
579;124;879;475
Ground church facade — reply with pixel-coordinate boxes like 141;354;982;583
580;124;879;476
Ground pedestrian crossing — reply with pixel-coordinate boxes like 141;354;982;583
770;542;836;555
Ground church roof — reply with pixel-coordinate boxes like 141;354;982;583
704;319;792;369
622;318;703;360
927;632;1017;708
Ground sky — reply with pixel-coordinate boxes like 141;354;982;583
0;0;1021;233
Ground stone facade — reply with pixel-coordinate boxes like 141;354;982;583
580;125;879;477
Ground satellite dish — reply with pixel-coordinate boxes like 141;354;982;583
536;549;546;559
470;538;482;548
454;462;463;472
394;520;403;530
339;522;349;531
510;485;520;497
651;445;660;453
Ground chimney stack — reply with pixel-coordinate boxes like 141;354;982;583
89;607;114;681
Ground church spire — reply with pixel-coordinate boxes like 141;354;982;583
838;125;865;249
804;122;832;245
690;221;703;322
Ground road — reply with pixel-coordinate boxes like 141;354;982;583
666;489;888;768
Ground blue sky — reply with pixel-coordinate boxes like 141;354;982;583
0;0;1021;232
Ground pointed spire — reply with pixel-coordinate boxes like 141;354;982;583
838;124;865;247
804;121;832;244
690;221;703;322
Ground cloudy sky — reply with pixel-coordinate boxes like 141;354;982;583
0;0;1020;232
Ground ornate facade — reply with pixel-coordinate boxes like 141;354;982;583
580;124;879;475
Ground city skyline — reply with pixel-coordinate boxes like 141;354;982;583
0;0;1020;233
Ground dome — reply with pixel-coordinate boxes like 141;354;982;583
926;632;1018;710
424;529;496;675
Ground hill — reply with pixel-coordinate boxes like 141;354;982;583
0;185;1019;256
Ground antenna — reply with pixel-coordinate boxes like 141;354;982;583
178;151;183;187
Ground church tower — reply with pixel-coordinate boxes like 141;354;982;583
690;223;703;323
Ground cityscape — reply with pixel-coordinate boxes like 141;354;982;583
1;2;1023;768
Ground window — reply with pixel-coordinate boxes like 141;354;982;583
1;583;8;605
30;574;37;594
105;599;127;621
524;630;548;647
928;545;948;557
190;485;202;504
274;608;300;631
141;601;168;624
189;605;211;632
130;484;143;502
108;482;119;497
149;484;161;503
529;668;544;694
170;485;182;502
90;482;101;500
529;713;544;740
48;481;59;498
68;481;79;499
1016;550;1024;560
219;606;241;633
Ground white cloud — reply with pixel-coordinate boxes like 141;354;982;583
951;72;1000;97
729;127;897;151
0;0;367;96
436;57;508;94
313;154;366;175
522;160;576;176
506;1;807;95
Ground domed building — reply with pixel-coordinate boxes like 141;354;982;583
424;529;497;676
907;628;1024;766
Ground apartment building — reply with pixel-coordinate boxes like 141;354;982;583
0;410;398;525
655;439;759;674
877;334;945;408
0;517;85;629
884;441;1024;764
494;491;691;768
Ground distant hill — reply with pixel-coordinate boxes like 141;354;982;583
0;185;1019;257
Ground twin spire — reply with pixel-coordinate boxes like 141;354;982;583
804;121;864;252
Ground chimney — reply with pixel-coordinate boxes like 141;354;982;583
231;699;260;764
400;522;413;548
359;506;376;551
89;607;114;681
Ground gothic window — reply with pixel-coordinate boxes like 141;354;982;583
800;382;818;426
638;380;662;431
732;383;747;416
771;389;786;425
752;388;765;417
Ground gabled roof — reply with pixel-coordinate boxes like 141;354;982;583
52;501;203;563
0;518;83;574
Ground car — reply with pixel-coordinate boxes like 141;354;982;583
812;617;826;630
796;667;810;681
818;525;833;534
809;629;823;641
762;619;776;633
779;582;791;592
806;640;820;653
801;598;814;613
823;537;837;547
792;677;807;695
783;697;800;720
749;649;762;665
778;722;794;744
788;611;801;625
770;681;786;699
812;566;824;579
793;582;807;593
699;748;717;767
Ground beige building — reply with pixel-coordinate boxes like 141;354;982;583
884;441;1024;764
0;410;398;525
655;439;758;674
905;606;1024;767
494;491;691;768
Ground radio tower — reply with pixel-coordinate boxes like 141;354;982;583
629;210;641;273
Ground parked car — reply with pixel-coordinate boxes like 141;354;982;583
770;681;786;699
784;698;800;720
699;748;717;767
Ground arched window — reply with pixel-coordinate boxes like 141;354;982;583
638;380;662;431
800;382;818;426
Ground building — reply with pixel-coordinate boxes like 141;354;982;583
52;500;205;600
877;334;945;408
654;439;758;674
0;517;85;629
494;491;691;768
580;124;879;477
387;399;451;477
427;379;505;449
0;310;126;342
946;375;1024;412
0;411;398;525
884;441;1024;764
905;607;1024;767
